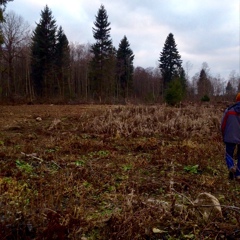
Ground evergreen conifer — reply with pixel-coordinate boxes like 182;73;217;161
31;5;57;98
0;0;12;44
159;33;182;91
90;4;114;101
116;35;134;99
55;26;70;97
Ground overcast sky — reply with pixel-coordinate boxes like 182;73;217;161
6;0;240;80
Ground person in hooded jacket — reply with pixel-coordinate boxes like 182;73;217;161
221;93;240;180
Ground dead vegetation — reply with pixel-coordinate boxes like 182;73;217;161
0;103;240;239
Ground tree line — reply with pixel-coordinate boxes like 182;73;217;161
0;2;239;104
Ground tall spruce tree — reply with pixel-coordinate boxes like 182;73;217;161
179;67;187;96
55;26;70;97
116;35;134;99
90;4;114;101
226;81;234;95
159;33;182;91
31;5;57;98
0;0;12;44
197;68;213;98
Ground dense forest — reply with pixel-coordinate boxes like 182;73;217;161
0;2;239;104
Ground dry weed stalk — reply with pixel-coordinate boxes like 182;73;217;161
82;105;222;140
0;103;238;239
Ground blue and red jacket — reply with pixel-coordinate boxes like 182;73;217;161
221;102;240;143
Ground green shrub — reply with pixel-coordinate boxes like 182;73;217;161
201;94;210;102
164;79;183;106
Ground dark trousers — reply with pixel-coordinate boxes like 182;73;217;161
225;142;240;177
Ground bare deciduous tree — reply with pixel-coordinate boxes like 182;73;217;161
133;67;161;102
69;42;91;100
0;10;31;100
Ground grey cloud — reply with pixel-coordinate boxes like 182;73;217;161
7;0;239;79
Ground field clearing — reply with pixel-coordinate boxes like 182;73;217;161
0;103;240;239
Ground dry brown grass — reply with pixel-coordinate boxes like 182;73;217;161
0;103;239;239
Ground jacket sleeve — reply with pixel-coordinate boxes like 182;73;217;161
221;108;239;136
221;109;228;136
